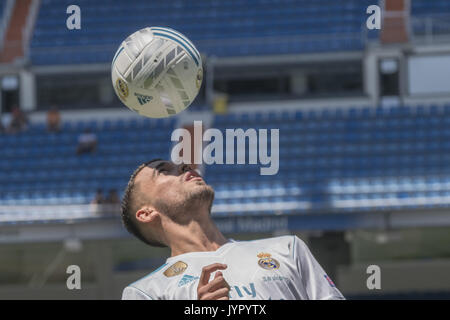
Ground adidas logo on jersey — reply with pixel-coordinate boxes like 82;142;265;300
178;274;199;287
134;92;153;105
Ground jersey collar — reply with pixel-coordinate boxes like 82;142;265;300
166;238;235;263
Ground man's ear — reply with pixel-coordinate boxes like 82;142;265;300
136;207;159;224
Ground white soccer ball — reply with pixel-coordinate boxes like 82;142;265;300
111;27;203;118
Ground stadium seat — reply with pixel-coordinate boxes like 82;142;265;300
28;0;375;65
4;104;450;222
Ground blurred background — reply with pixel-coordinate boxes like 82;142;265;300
1;0;450;299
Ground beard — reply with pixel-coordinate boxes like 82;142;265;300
152;182;215;225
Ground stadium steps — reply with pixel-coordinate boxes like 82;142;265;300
0;0;34;63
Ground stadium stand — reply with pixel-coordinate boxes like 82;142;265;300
209;104;450;215
2;104;450;222
28;0;450;66
0;117;175;208
411;0;450;37
411;0;450;16
29;0;375;65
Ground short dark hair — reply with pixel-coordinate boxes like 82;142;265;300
121;159;166;247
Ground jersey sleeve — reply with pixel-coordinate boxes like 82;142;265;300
122;286;154;300
292;236;345;300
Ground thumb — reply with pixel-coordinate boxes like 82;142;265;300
214;271;223;279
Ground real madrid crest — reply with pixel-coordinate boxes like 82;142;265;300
164;261;188;277
257;252;280;270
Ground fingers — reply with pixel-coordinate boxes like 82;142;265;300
198;276;229;300
205;272;229;293
197;263;230;300
199;263;227;287
201;287;230;300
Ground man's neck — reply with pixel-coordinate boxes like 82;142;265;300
165;216;228;257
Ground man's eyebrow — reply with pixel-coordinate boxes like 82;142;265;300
152;161;171;177
155;162;169;171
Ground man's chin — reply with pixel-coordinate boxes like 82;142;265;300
188;183;214;202
164;184;215;224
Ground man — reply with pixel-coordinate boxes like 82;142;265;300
91;189;105;205
7;106;28;134
121;159;345;300
106;188;121;204
46;106;61;133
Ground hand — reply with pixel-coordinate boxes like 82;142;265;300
197;263;230;300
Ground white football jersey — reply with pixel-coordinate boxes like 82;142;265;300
122;235;345;300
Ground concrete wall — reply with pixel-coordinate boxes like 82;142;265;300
337;259;450;296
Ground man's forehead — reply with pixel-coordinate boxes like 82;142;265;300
135;160;172;181
146;160;167;169
146;160;176;170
